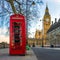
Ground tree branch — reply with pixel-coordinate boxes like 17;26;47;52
2;5;12;14
6;0;17;14
14;0;22;13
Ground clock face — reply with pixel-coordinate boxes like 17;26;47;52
46;18;49;22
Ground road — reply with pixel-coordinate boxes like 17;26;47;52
32;47;60;60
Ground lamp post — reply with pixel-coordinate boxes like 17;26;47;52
42;37;44;47
26;0;35;44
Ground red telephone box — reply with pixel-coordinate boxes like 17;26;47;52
9;14;26;55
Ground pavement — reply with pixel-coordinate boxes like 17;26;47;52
0;48;37;60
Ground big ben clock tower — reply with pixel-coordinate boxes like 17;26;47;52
42;4;51;46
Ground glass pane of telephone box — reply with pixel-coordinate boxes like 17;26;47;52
14;35;20;43
14;22;20;29
13;22;21;44
13;22;20;33
14;39;20;43
14;29;20;33
14;34;20;38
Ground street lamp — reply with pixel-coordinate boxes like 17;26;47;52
42;37;44;47
26;0;36;44
32;1;35;5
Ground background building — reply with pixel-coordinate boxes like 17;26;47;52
47;18;60;47
0;42;9;48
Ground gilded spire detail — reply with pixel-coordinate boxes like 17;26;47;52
45;3;49;15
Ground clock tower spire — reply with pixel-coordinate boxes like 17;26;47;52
42;4;51;46
45;3;49;15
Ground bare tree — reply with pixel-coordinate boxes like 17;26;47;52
0;0;44;37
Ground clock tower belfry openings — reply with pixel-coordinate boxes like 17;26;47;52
42;4;51;46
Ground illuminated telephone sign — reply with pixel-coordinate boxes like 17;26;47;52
10;14;26;55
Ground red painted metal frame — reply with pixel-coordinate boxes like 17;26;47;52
9;14;26;55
